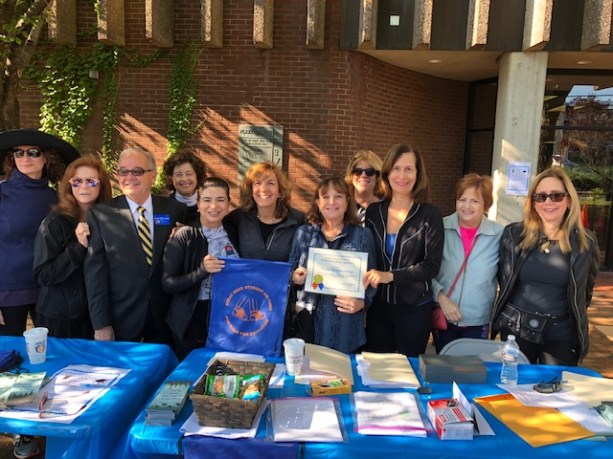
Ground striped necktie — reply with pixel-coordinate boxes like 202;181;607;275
137;206;153;266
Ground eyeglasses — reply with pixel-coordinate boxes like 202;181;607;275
352;167;378;177
69;177;100;188
13;148;43;158
117;167;154;177
532;192;568;203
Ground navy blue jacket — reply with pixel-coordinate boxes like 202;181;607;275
0;170;57;293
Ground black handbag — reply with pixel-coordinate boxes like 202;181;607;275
494;303;549;344
0;350;24;373
283;285;315;343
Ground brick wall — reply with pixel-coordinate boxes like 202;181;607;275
19;0;469;214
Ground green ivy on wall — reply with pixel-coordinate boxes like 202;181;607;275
25;43;118;152
167;42;202;155
26;43;165;169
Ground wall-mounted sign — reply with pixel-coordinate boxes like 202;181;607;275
506;162;531;196
238;124;283;180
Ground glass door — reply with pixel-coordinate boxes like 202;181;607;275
541;76;613;270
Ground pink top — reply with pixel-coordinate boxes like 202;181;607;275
459;226;478;257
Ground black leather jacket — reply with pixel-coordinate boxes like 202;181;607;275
493;222;600;361
365;200;444;306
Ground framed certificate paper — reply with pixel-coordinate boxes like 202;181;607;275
304;248;369;298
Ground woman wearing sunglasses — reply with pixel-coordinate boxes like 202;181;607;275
0;129;80;459
0;129;79;337
492;167;600;365
33;156;112;339
344;150;384;223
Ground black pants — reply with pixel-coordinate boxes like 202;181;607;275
0;304;35;337
36;314;94;340
508;333;579;366
365;299;433;357
173;300;210;360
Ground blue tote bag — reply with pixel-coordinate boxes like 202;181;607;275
207;258;292;357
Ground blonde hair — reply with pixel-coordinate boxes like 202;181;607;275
344;150;384;198
520;166;588;253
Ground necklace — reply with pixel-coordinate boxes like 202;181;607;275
542;239;557;254
257;214;281;224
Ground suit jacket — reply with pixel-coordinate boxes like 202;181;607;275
85;195;187;341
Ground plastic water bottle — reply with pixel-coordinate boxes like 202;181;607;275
500;335;520;385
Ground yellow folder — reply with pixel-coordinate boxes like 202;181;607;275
474;393;593;447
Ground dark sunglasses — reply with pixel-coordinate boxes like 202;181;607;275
13;148;43;158
532;192;568;203
533;377;562;394
117;167;154;177
352;167;378;177
69;177;100;188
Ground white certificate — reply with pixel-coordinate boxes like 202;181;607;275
304;248;368;298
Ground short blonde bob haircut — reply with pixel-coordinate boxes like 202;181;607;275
344;150;384;198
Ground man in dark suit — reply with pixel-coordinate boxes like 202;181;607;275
85;148;187;343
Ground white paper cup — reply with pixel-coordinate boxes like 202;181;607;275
23;327;49;364
283;338;305;376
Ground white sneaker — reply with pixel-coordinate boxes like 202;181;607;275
13;435;40;459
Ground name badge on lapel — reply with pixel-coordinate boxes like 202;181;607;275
154;214;171;226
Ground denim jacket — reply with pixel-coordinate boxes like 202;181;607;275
288;223;376;353
431;213;503;326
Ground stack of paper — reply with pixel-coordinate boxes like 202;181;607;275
354;391;427;437
296;344;353;385
270;397;344;442
474;393;594;447
356;352;419;388
0;365;130;423
146;380;191;426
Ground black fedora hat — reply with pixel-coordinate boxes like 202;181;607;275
0;129;80;165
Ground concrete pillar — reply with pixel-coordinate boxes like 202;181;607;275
48;0;76;45
357;0;376;50
202;0;223;48
466;0;489;50
306;0;325;49
146;0;174;48
582;0;612;50
413;0;433;50
97;0;125;46
253;0;274;49
490;52;548;226
523;0;552;51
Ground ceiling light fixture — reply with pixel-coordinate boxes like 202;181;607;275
577;60;592;65
428;59;442;64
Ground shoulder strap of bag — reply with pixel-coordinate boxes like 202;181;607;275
447;234;479;297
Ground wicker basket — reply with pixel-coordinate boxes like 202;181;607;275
190;359;275;429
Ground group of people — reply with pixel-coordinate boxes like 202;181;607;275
0;130;600;371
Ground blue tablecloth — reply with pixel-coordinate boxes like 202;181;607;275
128;348;612;459
0;337;177;459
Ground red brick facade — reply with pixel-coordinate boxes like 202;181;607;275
20;0;469;214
